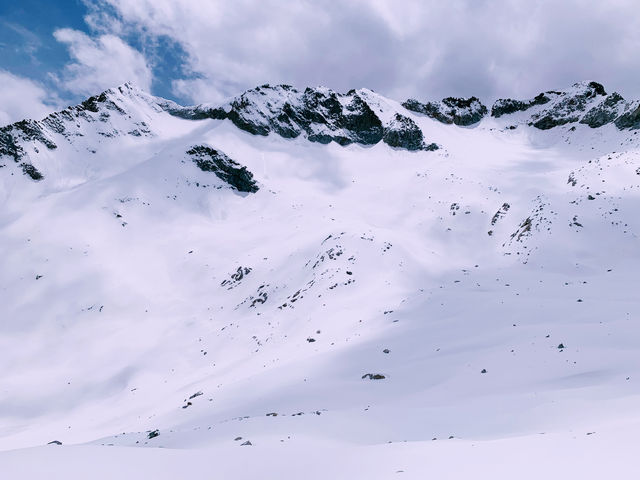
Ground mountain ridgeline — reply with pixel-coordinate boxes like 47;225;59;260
2;80;640;183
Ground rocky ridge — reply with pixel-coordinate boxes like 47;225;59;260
491;81;640;130
163;84;439;151
0;83;160;180
3;80;640;182
402;96;488;126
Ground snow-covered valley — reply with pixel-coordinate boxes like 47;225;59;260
1;81;640;478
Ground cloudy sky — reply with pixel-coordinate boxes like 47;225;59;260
1;0;640;124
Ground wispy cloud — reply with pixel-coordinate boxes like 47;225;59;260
1;21;43;60
0;70;60;125
52;28;152;95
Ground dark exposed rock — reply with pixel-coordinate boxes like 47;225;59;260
402;96;488;126
491;203;511;225
0;119;57;166
362;373;386;380
382;113;438;151
223;85;385;145
147;429;160;439
587;81;607;96
532;114;579;130
164;85;441;151
81;92;109;113
580;92;625;128
79;88;126;115
164;80;640;135
0;127;23;162
21;163;44;181
492;82;628;131
12;120;57;150
186;145;258;193
615;102;640;130
491;93;550;118
221;266;252;288
530;85;602;129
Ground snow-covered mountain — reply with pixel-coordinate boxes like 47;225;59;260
2;81;640;479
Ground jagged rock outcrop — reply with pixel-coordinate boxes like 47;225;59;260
382;113;438;151
164;85;443;151
0;120;57;181
168;84;387;146
491;93;551;118
491;81;633;130
615;101;640;130
186;145;258;193
402;96;488;126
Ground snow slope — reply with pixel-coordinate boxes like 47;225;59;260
1;82;640;478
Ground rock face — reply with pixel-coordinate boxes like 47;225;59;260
0;120;57;181
168;85;388;146
402;96;488;126
615;101;640;130
491;81;633;130
164;85;440;151
382;113;438;151
491;93;551;118
186;145;259;193
8;79;640;185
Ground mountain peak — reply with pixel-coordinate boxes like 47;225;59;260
489;80;640;130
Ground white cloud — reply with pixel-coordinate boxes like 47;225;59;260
53;28;152;96
86;0;640;104
0;71;59;126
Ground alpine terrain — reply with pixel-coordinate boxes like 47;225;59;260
1;80;640;478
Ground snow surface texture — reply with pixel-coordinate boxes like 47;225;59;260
2;81;640;478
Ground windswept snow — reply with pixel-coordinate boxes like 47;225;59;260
1;83;640;478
